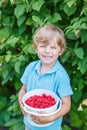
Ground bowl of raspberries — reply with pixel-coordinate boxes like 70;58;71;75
22;89;61;114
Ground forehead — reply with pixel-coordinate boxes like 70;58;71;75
40;29;58;39
40;41;58;46
38;31;59;45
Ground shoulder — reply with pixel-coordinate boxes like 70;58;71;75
25;60;40;70
28;60;39;67
56;60;70;80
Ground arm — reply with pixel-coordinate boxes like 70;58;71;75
51;95;71;120
31;95;71;124
18;85;27;115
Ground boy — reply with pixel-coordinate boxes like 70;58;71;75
18;25;73;130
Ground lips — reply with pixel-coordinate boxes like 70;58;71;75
42;55;53;58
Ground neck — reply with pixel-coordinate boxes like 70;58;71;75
39;62;56;74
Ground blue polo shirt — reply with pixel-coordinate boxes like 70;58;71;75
20;60;73;130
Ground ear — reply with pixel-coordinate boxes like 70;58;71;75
59;49;64;56
35;48;38;53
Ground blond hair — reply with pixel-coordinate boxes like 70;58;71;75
33;25;66;54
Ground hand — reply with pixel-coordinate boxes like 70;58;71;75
18;85;27;116
19;100;27;116
30;114;54;125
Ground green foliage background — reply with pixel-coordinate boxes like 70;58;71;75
0;0;87;130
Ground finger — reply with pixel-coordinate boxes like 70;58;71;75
22;109;27;115
31;115;40;123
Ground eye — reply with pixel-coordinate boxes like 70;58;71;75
39;45;46;48
51;46;57;49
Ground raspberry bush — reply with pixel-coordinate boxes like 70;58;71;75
0;0;87;130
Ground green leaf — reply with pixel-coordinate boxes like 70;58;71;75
14;80;21;91
62;125;71;130
10;0;24;5
23;44;36;55
72;59;78;66
84;126;87;130
66;30;76;40
81;30;87;43
78;79;84;91
18;55;26;62
67;0;76;7
2;69;9;79
78;61;87;74
54;0;60;3
2;16;11;26
17;15;26;27
81;6;87;16
14;4;25;19
70;111;83;127
14;61;21;73
26;17;33;25
5;54;12;62
0;27;10;41
51;13;62;23
5;119;24;130
18;24;26;34
0;97;7;110
27;45;36;54
72;91;82;103
32;0;45;11
64;4;77;16
74;48;84;59
6;36;19;47
32;15;41;22
80;23;87;29
0;10;1;20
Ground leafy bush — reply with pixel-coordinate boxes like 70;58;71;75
0;0;87;130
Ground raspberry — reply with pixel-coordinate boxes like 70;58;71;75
25;93;56;109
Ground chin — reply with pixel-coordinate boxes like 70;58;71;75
43;61;54;64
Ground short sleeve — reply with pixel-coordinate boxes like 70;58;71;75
57;72;73;98
20;64;32;86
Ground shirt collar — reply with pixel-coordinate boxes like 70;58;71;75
35;60;60;74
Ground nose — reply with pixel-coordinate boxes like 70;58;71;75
45;46;50;53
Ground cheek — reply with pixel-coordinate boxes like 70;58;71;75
53;50;60;56
37;49;43;56
54;47;62;56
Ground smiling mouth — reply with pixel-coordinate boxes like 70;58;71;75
43;55;52;58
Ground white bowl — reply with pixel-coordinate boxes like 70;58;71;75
23;100;62;127
22;89;60;114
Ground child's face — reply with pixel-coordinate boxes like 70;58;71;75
36;42;62;65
